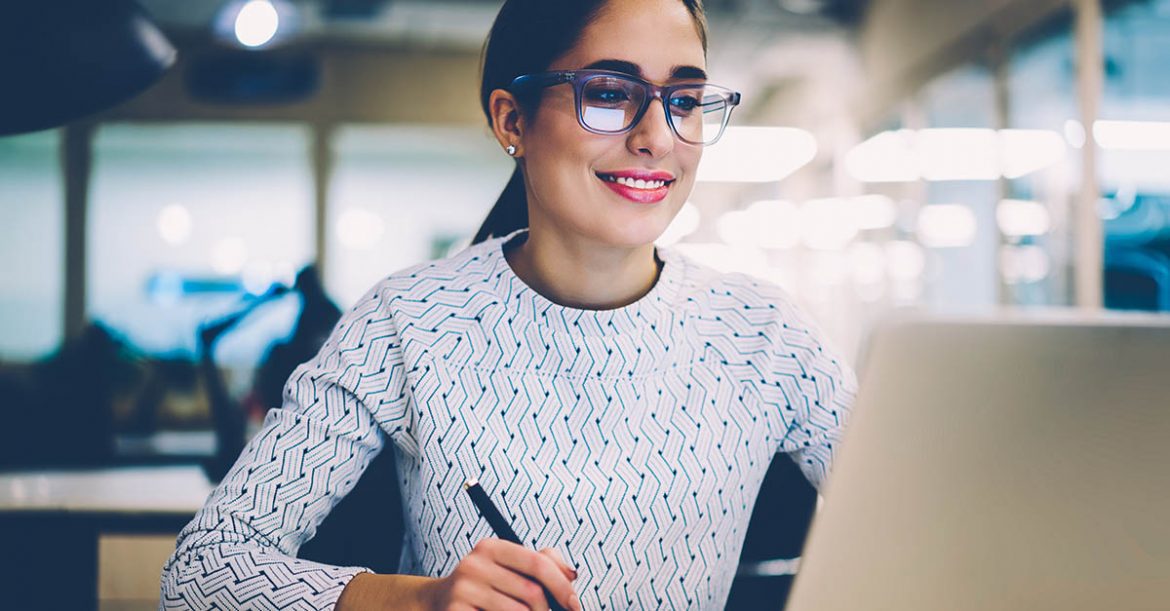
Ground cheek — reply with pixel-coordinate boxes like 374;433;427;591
668;147;702;201
679;146;703;177
527;139;602;195
525;109;595;175
528;133;612;195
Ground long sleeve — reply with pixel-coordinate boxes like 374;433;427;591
161;283;411;610
769;298;858;491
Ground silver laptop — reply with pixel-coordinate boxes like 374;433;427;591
786;311;1170;611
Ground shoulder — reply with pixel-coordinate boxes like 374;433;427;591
346;238;503;314
377;239;499;298
662;246;802;327
319;239;503;352
319;239;506;371
662;246;846;368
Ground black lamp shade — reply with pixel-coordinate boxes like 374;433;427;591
0;0;177;136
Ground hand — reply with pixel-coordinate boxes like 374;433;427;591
424;539;582;611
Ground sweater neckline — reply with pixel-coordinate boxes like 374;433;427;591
486;228;684;337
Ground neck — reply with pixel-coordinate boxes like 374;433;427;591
504;224;662;311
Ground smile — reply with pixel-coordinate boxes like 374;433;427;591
596;171;676;204
599;175;669;189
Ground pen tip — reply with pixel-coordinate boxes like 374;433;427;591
463;479;478;489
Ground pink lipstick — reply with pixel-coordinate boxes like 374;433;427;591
596;169;676;204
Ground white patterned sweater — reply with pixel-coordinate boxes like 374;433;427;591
160;229;857;611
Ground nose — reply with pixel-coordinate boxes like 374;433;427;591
626;97;675;159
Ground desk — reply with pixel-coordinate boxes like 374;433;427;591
0;466;214;611
113;431;217;463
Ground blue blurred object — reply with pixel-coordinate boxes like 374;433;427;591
1104;194;1170;245
144;272;251;303
1105;248;1170;311
1104;194;1170;311
0;0;175;135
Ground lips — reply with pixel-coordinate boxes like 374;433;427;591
596;170;676;204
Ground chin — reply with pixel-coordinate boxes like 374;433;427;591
572;186;687;249
596;213;675;250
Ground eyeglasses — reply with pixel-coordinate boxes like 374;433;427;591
509;69;741;146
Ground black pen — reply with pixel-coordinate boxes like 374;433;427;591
463;479;570;611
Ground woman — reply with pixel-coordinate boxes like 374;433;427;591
160;0;856;609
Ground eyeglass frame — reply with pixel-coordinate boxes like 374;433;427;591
507;69;742;146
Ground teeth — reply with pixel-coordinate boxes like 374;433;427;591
608;176;667;189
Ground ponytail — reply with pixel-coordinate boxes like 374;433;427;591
472;165;528;245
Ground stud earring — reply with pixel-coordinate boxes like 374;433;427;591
505;144;517;156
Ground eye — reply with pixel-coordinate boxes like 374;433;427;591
585;85;631;104
669;94;700;113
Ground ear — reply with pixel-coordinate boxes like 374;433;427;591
489;88;526;157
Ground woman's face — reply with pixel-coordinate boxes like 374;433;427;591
518;0;706;250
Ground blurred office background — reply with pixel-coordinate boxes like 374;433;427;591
1;0;1168;609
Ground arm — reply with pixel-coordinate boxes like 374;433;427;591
336;574;435;611
160;375;383;609
770;300;858;491
161;285;411;610
160;282;581;611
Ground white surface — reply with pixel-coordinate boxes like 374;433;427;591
114;431;217;457
0;465;214;514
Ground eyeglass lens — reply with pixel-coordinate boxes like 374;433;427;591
578;75;731;145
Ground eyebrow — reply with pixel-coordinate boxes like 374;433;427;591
582;59;708;81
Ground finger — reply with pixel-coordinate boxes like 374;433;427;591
488;542;579;611
538;548;578;581
482;563;552;611
482;588;534;611
466;581;531;611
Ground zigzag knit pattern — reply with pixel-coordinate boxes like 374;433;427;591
161;229;856;610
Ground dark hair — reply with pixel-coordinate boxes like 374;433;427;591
471;0;709;245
